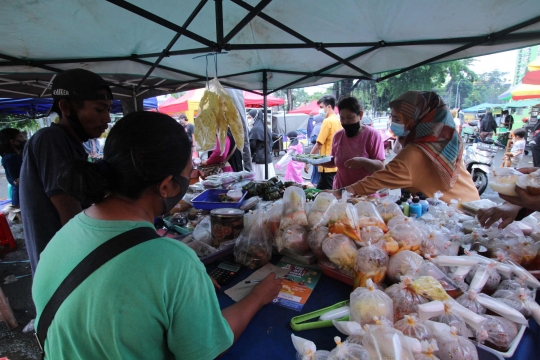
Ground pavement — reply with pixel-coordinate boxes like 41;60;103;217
0;147;533;359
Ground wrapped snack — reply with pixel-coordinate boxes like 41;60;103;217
475;293;528;325
234;209;272;269
488;167;522;197
383;224;422;255
455;291;485;315
377;198;403;224
424;322;478;360
516;168;540;195
387;250;424;283
411;277;451;302
291;334;330;360
355;202;388;232
432;302;469;337
307;192;337;228
362;319;416;360
358;226;385;247
262;201;283;239
421;231;451;257
385;277;428;322
322;233;358;276
466;262;500;293
333;320;366;345
277;224;311;255
418;262;463;298
394;314;432;341
414;340;440;360
308;226;330;262
416;301;446;322
327;201;361;243
328;336;369;360
350;279;394;326
491;288;533;318
476;315;519;352
280;187;309;230
353;242;388;288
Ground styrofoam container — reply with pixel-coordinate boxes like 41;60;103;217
476;324;526;358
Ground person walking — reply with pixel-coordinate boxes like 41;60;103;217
247;109;275;180
479;111;498;141
0;128;25;208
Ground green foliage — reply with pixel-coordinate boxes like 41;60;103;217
0;115;39;132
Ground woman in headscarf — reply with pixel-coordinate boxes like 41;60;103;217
276;131;304;183
247;109;275;180
327;91;479;203
479;111;498;141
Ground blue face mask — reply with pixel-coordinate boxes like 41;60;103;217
391;122;410;137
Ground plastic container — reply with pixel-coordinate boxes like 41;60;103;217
409;198;423;218
401;198;410;216
419;195;429;214
476;324;526;358
191;189;247;210
209;208;244;247
318;261;354;286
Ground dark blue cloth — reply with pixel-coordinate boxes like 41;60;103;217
306;116;315;139
310;164;320;185
2;153;22;207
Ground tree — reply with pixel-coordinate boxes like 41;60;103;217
459;70;509;108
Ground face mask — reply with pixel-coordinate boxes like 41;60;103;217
342;122;361;138
247;118;254;127
162;175;190;215
390;122;410;137
67;105;91;142
15;140;26;151
319;108;326;117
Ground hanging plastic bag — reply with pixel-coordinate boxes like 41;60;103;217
431;302;470;337
424;322;478;360
414;340;440;360
327;336;369;360
291;334;330;360
476;315;519;353
234;208;272;269
308;226;330;263
387;250;424;283
355;201;388;232
385;277;428;322
350;279;394;326
326;200;361;244
488;167;523;197
307;192;337;229
362;319;416;360
394;314;433;341
280;187;309;230
322;233;358;276
377;197;403;224
353;241;389;288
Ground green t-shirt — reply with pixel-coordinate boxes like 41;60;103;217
33;213;233;360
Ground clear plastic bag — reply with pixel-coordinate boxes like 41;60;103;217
394;314;432;341
192;216;213;245
414;340;440;360
358;226;385;247
277;224;310;255
355;201;388;232
333;320;366;346
377;198;403;224
496;278;535;299
411;277;451;302
280;187;309;230
362;321;416;360
488;167;523;197
308;226;330;262
516;168;540;195
385;277;428;322
491;287;533;318
421;231;451;257
476;315;519;352
418;262;463;298
424;322;478;360
387;250;424;283
455;291;486;315
350;279;394;326
328;336;369;360
262;200;283;239
322;233;358;276
308;192;337;228
432;302;469;337
387;215;417;230
234;208;272;269
353;242;389;288
326;201;361;243
383;223;422;255
466;263;501;293
291;334;330;360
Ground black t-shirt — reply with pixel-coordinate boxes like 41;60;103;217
185;123;194;143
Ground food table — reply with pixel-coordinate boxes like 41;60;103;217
207;256;540;360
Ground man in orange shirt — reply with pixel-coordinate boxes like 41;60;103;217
304;95;342;190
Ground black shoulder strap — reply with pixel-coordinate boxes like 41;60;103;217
36;227;159;350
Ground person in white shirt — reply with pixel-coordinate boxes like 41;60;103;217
508;128;527;167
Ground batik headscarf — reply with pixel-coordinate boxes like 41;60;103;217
390;91;463;189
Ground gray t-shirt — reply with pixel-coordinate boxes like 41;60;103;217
20;124;87;274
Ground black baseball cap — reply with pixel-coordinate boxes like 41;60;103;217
47;69;113;116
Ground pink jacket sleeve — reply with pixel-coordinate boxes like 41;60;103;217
205;137;231;165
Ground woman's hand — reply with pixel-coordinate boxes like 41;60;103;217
344;157;366;170
325;189;343;199
499;186;540;212
477;202;522;229
250;273;283;306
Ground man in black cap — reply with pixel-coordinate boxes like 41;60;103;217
20;68;113;274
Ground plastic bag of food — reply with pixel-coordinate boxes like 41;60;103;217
476;315;519;352
350;279;394;326
415;340;440;360
432;302;469;337
262;200;283;239
358;226;385;247
383;223;422;256
362;320;416;360
353;242;389;288
234;209;272;269
466;262;501;293
355;201;388;232
424;322;478;360
505;259;540;288
277;224;310;255
387;250;424;283
385;277;428;322
491;288;533;318
322;233;358;276
421;231;451;257
418;262;463;298
455;291;486;315
333;320;366;345
308;226;330;262
387;215;416;230
377;198;403;224
291;334;330;360
394;314;432;341
475;293;528;325
326;201;361;244
516;168;540;195
308;192;337;228
488;167;523;197
280;187;309;230
192;216;213;245
411;277;451;302
496;278;535;299
327;336;369;360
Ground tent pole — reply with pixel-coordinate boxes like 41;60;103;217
263;70;268;179
133;89;138;112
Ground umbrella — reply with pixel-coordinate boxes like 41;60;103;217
528;57;540;72
509;83;540;101
522;71;540;85
289;100;321;115
498;88;513;101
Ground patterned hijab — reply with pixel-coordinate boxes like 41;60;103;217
390;91;463;189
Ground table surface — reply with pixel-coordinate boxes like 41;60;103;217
208;257;540;360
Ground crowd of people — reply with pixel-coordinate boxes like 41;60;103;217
7;67;539;359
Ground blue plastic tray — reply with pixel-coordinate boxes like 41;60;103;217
191;189;247;210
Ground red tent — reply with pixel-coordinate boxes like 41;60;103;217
243;91;284;107
288;100;320;115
